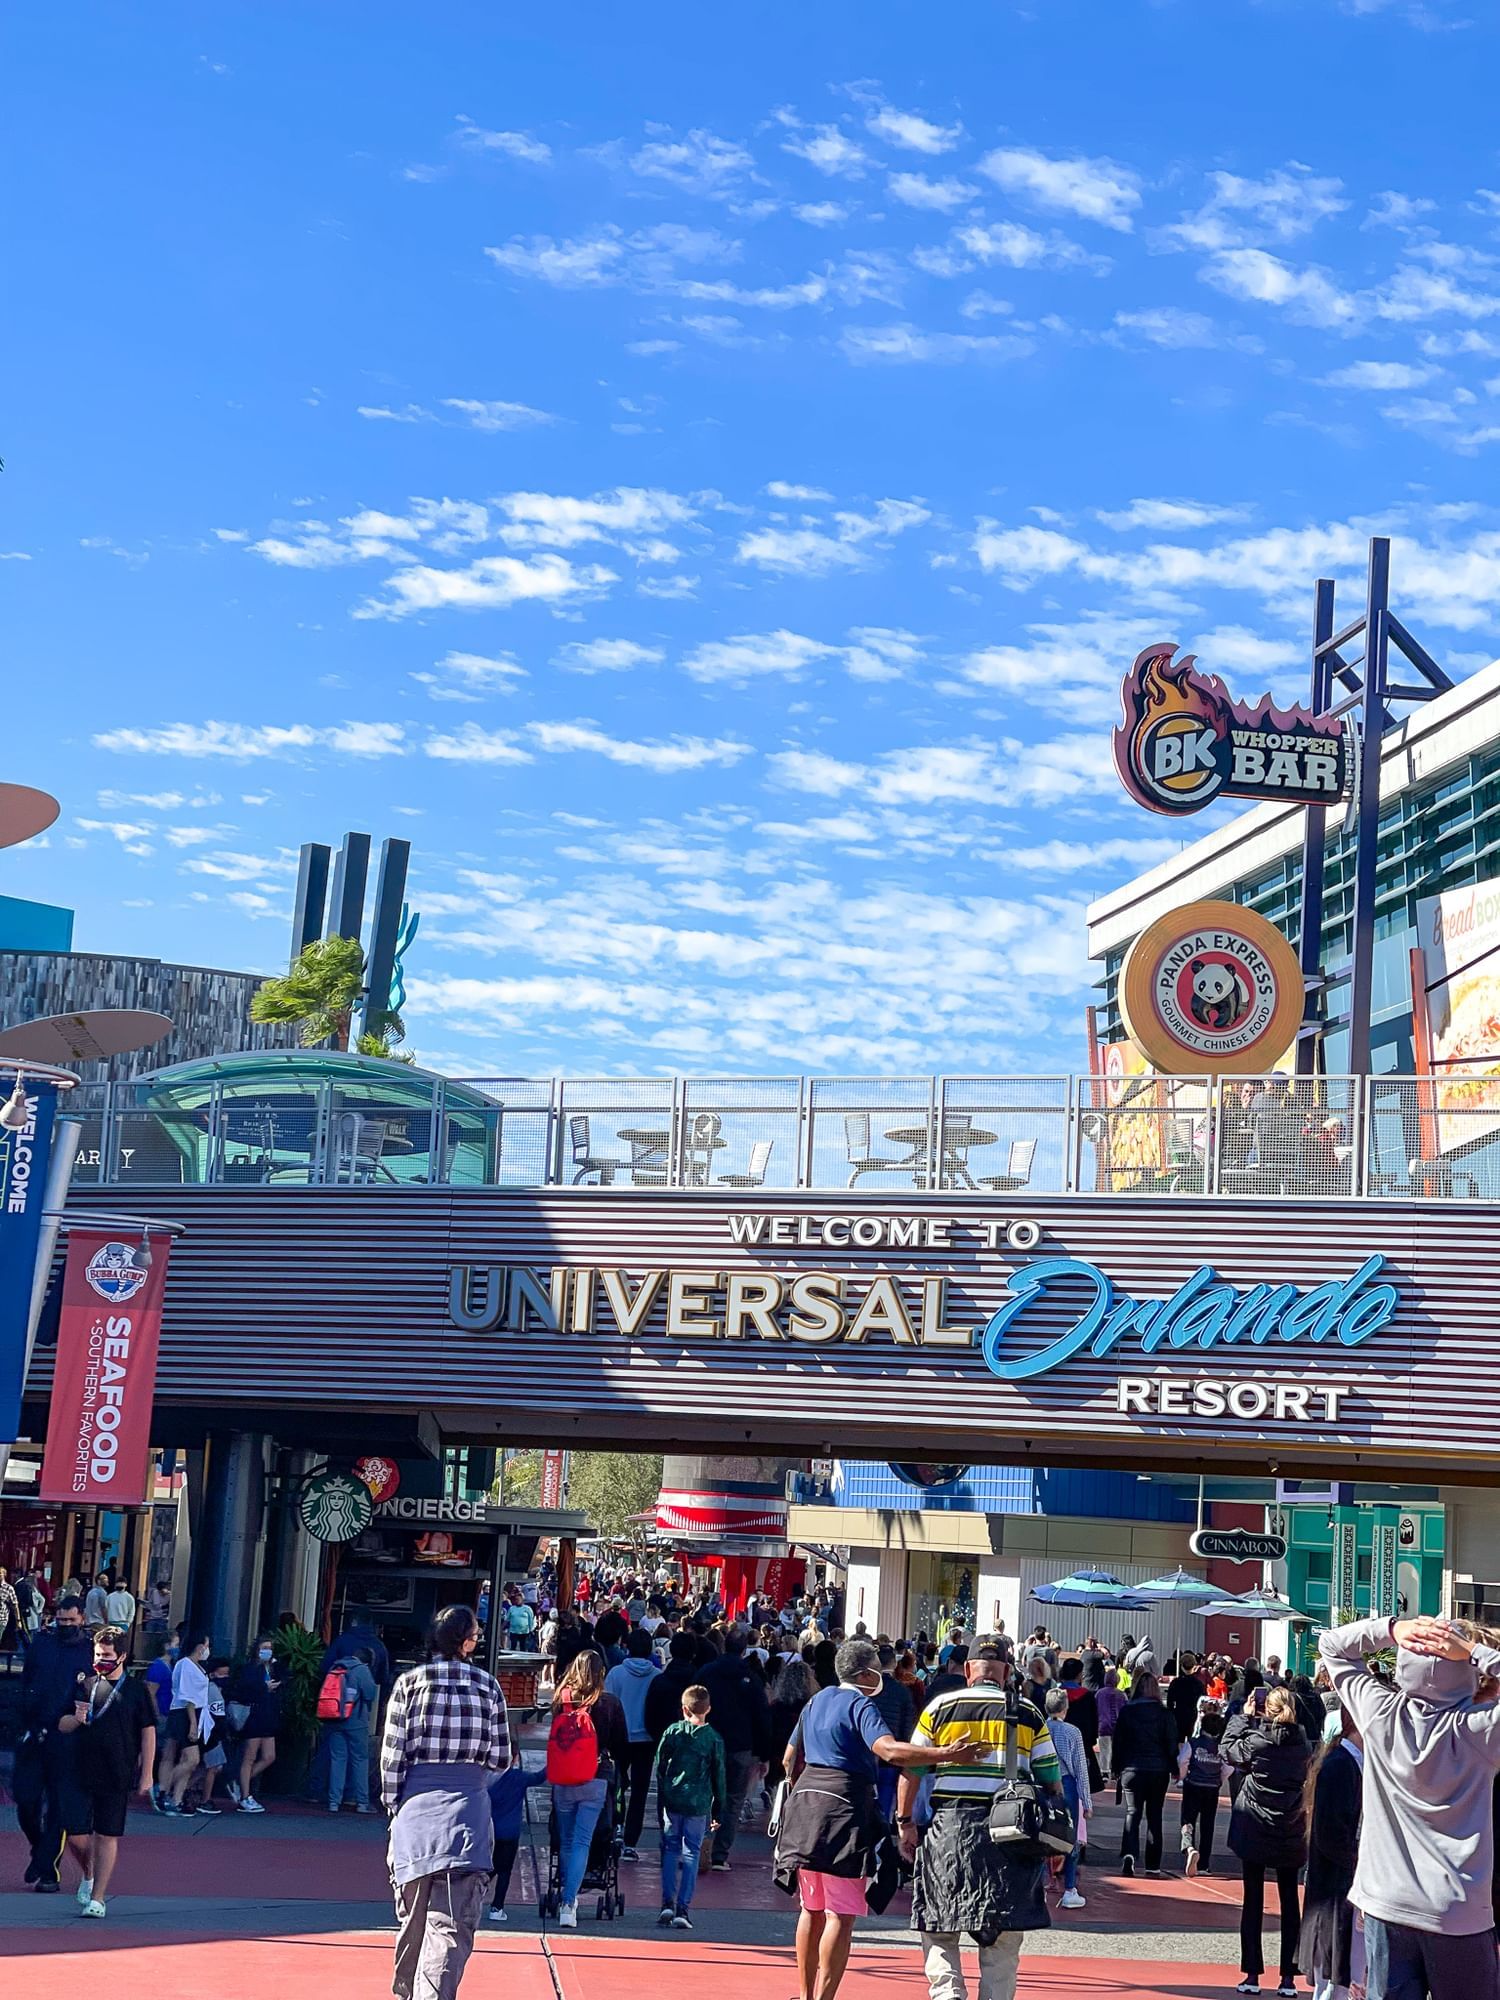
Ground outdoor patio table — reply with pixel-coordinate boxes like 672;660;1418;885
882;1122;998;1190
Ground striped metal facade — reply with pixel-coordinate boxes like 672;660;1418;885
35;1185;1500;1480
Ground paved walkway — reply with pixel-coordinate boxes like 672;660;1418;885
0;1788;1284;1998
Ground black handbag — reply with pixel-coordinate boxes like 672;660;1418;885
986;1688;1076;1859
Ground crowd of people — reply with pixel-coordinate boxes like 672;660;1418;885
12;1563;1500;2000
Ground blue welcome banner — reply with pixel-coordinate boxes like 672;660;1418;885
0;1080;59;1441
980;1253;1401;1384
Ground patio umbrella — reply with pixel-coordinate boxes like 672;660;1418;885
1193;1587;1307;1622
1130;1567;1221;1603
1031;1569;1148;1609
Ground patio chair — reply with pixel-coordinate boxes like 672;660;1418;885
718;1139;773;1188
629;1130;670;1186
845;1112;921;1187
327;1112;391;1185
976;1137;1037;1192
569;1114;632;1185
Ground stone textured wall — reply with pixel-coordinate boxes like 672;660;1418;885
0;950;302;1082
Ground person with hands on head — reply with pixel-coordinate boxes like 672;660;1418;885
55;1624;157;1918
1318;1612;1500;2000
776;1637;985;2000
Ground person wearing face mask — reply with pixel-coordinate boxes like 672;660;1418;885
157;1630;214;1815
56;1624;157;1918
775;1639;985;2000
15;1595;93;1891
228;1635;284;1814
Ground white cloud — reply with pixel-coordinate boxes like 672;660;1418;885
1366;190;1437;231
357;403;434;424
423;724;533;765
865;105;963;155
887;172;977;212
977;146;1141;231
494;486;695;552
793;202;848;228
527;720;750;771
782;125;869;178
959;291;1013;321
843;627;925;681
455;119;551;164
485;231;627;286
973;523;1098;585
770;738;1110;807
440;397;554;430
736;497;930;573
91;721;407;759
212;527;247;542
412;650;527;701
555;637;665;673
629;129;754;194
765;481;833;501
948;221;1098;271
1322;359;1439;390
1200;248;1359;329
1188;624;1301;675
1095;498;1249;531
1112;308;1235;349
1165;168;1347;251
839;323;1033;364
1009;835;1182;874
682;631;839;682
625;338;682;356
358;553;614;620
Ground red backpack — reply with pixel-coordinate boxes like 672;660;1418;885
547;1694;600;1785
316;1665;358;1721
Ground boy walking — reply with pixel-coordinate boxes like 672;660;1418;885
485;1756;549;1923
655;1684;725;1931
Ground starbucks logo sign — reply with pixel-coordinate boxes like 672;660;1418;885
299;1470;375;1543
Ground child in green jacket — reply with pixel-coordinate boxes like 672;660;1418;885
654;1685;726;1929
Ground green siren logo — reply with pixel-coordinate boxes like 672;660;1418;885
1114;643;1352;817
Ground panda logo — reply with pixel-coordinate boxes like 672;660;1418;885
1188;956;1251;1031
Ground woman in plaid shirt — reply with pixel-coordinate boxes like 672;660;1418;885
380;1605;510;2000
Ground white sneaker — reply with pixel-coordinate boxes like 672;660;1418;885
486;1907;508;1923
239;1797;266;1813
77;1878;94;1906
80;1900;106;1920
557;1902;578;1929
1060;1889;1086;1909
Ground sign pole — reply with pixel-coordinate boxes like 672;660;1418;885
1295;579;1337;1077
1346;539;1393;1080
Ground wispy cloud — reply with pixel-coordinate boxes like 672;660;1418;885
976;146;1141;231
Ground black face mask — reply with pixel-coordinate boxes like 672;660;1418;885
58;1626;88;1645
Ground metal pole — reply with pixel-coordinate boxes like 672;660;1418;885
0;1114;81;1499
1296;578;1337;1077
1347;538;1392;1079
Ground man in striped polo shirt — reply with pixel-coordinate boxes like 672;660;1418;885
897;1636;1064;2000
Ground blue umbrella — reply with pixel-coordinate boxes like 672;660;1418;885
1031;1569;1148;1609
1130;1567;1221;1604
1193;1587;1306;1622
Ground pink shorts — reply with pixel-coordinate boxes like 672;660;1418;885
798;1869;868;1917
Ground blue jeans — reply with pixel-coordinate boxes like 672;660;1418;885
660;1811;706;1913
1364;1915;1500;2000
1061;1776;1081;1892
554;1778;608;1908
326;1719;369;1809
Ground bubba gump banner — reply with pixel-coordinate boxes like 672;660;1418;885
40;1230;170;1505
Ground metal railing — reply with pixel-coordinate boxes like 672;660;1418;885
61;1071;1500;1198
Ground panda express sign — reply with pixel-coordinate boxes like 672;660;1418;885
1114;643;1352;817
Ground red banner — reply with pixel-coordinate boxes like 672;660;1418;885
540;1449;566;1509
40;1230;170;1505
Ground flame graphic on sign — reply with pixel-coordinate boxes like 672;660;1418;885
1113;644;1230;808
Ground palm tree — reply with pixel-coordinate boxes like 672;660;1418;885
250;935;407;1053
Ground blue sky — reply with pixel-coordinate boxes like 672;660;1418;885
8;0;1500;1077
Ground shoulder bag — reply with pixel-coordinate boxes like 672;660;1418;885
986;1691;1076;1859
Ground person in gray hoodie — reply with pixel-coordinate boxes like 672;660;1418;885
1319;1613;1500;2000
604;1627;661;1860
